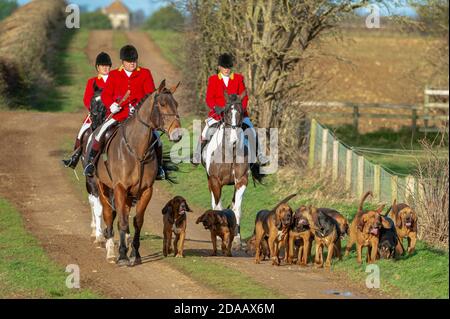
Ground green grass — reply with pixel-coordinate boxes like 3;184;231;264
330;124;448;175
146;30;184;69
0;198;100;298
112;31;127;51
37;29;92;112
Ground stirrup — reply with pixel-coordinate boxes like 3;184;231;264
62;158;75;169
83;163;95;177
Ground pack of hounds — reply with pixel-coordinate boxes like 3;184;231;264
161;191;418;268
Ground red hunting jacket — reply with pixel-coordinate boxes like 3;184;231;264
101;66;156;122
205;72;249;120
82;76;108;123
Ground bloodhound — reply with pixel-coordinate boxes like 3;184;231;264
387;200;418;255
162;196;192;257
345;191;390;264
253;194;296;266
196;209;236;257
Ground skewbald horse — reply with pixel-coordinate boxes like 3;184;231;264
202;91;263;249
84;80;183;266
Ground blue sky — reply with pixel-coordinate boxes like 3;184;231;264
17;0;417;17
17;0;168;16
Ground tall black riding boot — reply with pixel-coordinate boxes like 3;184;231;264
155;142;165;180
83;142;100;177
62;138;82;169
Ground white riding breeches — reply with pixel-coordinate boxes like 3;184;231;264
95;118;117;142
77;120;92;140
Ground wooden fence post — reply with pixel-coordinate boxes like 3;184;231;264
345;149;352;191
374;165;381;202
357;155;364;198
320;129;328;176
411;108;417;136
353;105;360;133
391;175;398;202
332;140;339;181
308;119;317;169
405;175;415;205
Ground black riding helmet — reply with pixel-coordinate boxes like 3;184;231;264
120;45;138;62
95;52;112;68
218;53;233;68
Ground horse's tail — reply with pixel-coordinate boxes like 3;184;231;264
250;163;265;186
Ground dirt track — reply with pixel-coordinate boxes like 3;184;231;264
0;30;379;299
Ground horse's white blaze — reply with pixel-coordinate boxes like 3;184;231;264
231;105;237;127
232;185;246;227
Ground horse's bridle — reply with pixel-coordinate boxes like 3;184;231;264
221;100;243;129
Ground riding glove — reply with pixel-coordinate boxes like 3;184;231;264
110;102;121;114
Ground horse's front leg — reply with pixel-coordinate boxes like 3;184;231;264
98;184;115;263
208;177;223;210
129;187;153;266
232;178;247;250
115;184;131;267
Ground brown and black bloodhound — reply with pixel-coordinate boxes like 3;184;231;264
345;191;390;264
162;196;192;258
253;194;296;266
299;205;342;268
287;207;313;266
387;199;418;255
196;209;236;257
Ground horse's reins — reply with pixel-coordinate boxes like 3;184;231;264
120;90;178;200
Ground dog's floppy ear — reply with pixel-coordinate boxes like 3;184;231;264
162;201;172;215
195;213;205;224
381;216;391;229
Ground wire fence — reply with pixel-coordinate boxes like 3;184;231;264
308;119;418;204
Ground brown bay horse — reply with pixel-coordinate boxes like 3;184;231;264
202;91;263;249
84;80;183;266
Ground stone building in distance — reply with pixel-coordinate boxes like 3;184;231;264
102;0;130;30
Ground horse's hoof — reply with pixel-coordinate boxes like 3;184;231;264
175;254;184;258
94;236;106;248
107;257;116;264
117;258;130;267
129;257;142;266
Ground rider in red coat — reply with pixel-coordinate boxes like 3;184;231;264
83;45;165;179
192;53;269;165
62;52;111;169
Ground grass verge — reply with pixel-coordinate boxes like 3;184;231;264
0;198;99;298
